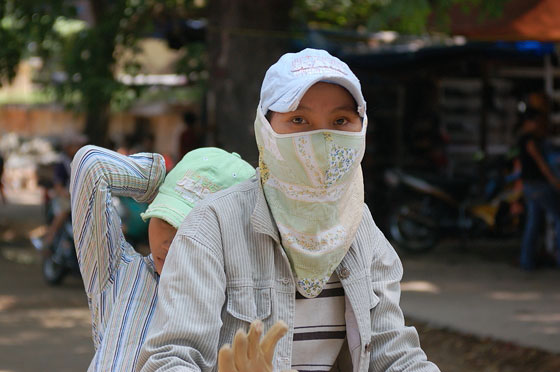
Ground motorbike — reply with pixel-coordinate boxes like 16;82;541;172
31;195;149;285
31;198;80;285
384;162;523;253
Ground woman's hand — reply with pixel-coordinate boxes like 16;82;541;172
218;320;296;372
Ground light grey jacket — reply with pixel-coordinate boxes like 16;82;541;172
138;175;440;372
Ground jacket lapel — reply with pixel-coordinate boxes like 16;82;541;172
250;170;280;244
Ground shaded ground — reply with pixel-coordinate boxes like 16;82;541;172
399;240;560;354
411;320;560;372
397;238;560;371
0;243;92;372
1;190;559;371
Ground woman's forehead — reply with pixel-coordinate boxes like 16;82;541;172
296;82;357;109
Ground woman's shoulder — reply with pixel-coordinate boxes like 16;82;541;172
202;176;260;210
176;177;260;235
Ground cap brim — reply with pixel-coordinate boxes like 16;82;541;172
267;75;366;117
140;192;193;229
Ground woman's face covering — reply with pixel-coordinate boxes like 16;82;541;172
268;82;361;134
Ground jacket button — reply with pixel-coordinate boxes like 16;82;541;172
339;267;350;279
365;342;374;353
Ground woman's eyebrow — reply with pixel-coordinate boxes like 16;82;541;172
295;104;358;113
331;104;358;113
294;104;312;111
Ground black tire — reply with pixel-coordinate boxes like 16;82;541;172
389;202;439;253
42;256;67;285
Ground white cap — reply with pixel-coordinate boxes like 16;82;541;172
260;48;366;117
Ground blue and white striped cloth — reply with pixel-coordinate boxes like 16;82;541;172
70;145;166;372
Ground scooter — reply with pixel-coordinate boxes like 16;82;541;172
384;164;523;253
31;202;80;285
32;195;150;285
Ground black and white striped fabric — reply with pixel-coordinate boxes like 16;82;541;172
291;273;346;372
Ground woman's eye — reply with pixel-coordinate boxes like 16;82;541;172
291;117;306;125
334;118;348;126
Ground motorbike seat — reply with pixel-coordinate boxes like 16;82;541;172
410;172;475;202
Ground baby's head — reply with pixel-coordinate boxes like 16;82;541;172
141;148;255;274
259;48;366;135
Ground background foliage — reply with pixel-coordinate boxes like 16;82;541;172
0;0;506;145
293;0;508;33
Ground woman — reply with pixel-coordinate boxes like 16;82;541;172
139;49;439;372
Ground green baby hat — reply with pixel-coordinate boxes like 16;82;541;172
141;147;255;228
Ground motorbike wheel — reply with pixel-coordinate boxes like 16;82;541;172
389;201;439;253
42;256;67;286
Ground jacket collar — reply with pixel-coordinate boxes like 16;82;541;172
250;169;280;244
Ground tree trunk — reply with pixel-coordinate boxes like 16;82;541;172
206;0;293;165
82;0;117;147
84;101;110;146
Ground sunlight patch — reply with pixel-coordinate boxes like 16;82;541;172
401;281;440;294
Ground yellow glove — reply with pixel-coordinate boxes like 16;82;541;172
218;320;297;372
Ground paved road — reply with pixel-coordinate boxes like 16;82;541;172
0;252;92;372
399;243;560;353
0;191;93;372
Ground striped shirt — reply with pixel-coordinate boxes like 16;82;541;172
70;145;166;372
292;273;346;372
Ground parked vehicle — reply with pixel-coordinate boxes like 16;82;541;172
384;162;523;253
32;195;150;285
31;199;80;285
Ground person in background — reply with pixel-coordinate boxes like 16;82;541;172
518;108;560;270
179;111;199;159
70;145;255;372
139;133;156;153
139;48;440;372
0;151;5;204
41;133;86;248
117;135;137;156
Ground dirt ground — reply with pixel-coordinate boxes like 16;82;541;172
1;197;560;371
410;320;560;372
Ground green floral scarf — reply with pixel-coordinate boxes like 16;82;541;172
254;108;366;298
